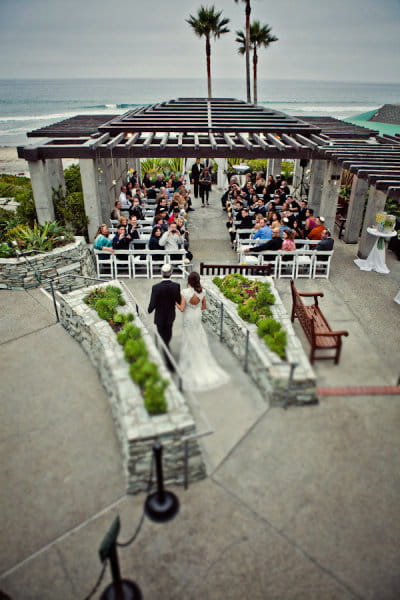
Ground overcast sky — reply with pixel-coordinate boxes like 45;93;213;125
0;0;399;83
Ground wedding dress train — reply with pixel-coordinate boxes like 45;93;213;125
178;287;230;392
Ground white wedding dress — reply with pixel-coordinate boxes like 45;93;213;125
178;287;230;392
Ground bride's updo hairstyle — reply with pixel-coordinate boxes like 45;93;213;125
188;271;202;293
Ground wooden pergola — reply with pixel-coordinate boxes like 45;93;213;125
17;98;400;249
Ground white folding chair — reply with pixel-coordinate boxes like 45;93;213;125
295;250;314;278
131;249;150;278
312;250;334;278
94;250;114;279
149;250;168;278
277;251;297;278
166;249;187;278
113;250;132;278
258;250;280;278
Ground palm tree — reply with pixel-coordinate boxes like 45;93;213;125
236;21;278;105
234;0;251;103
186;6;230;99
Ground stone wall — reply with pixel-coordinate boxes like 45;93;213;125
58;281;206;494
202;276;317;406
0;237;97;292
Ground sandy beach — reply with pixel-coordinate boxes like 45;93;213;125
0;147;78;177
0;146;29;176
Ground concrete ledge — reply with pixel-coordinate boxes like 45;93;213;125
0;237;96;292
202;276;317;406
58;281;206;494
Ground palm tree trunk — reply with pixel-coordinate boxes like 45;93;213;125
206;36;212;98
253;47;258;105
245;0;251;103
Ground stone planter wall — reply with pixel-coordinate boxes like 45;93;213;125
58;281;206;494
0;237;96;293
202;276;317;406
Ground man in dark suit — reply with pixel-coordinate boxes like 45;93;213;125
191;158;202;199
315;229;334;252
148;264;181;368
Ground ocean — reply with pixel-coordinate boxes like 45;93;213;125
1;77;399;147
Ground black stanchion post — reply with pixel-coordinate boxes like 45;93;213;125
99;516;142;600
49;280;59;322
144;443;179;523
219;302;224;342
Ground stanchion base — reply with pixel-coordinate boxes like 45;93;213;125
100;579;142;599
144;491;180;523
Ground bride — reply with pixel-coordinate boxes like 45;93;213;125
176;271;230;392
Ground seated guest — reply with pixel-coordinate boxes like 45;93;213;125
280;217;293;238
154;174;165;189
159;221;191;263
253;218;272;243
112;224;131;256
304;208;318;235
244;227;283;258
315;229;334;252
110;200;122;221
129;170;138;186
282;229;296;251
153;213;169;232
126;215;140;241
148;225;163;259
126;182;134;198
266;175;276;197
142;173;152;188
119;185;131;211
307;216;326;240
298;200;308;225
146;184;158;200
93;224;114;259
286;195;300;211
280;180;290;196
292;219;305;239
118;216;128;229
129;197;144;220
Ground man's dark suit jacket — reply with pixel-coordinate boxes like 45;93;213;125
148;279;181;327
249;236;283;254
191;162;202;181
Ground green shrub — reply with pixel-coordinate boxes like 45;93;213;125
64;164;82;194
129;358;158;385
94;296;120;321
117;322;141;346
214;273;286;359
124;338;148;363
0;242;14;257
84;286;168;416
143;380;169;415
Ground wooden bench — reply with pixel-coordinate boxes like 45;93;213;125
290;279;348;364
200;262;272;277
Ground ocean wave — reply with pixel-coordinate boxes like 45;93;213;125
83;103;142;109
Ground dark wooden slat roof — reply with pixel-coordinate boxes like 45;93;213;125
296;116;378;139
27;114;118;138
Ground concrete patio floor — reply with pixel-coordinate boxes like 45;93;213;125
1;190;400;599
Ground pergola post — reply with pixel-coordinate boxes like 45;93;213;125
215;158;228;190
292;159;302;191
343;175;369;244
28;160;55;223
79;159;103;242
269;158;282;179
307;159;327;213
319;160;342;232
357;185;388;258
96;157;114;221
46;159;66;197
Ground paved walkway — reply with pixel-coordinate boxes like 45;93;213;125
1;189;400;599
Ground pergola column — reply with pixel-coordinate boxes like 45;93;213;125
28;160;55;223
307;160;327;212
358;185;388;258
96;158;114;221
292;159;302;191
79;159;103;242
319;160;342;232
343;175;369;244
113;158;127;199
269;158;282;179
215;158;228;189
46;159;65;197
